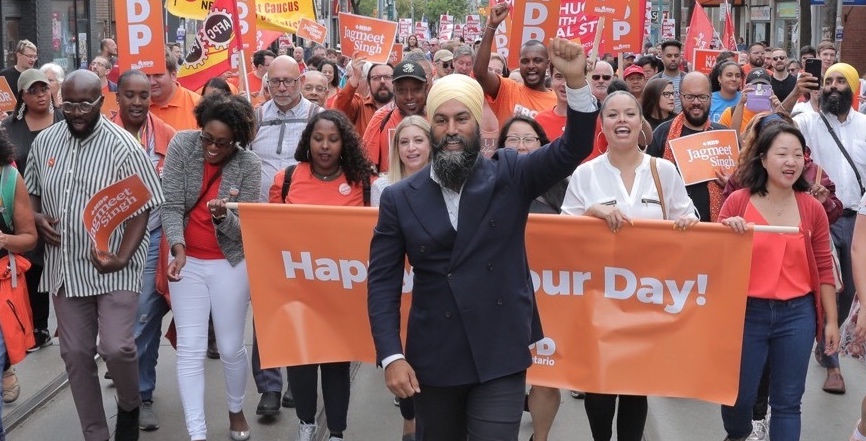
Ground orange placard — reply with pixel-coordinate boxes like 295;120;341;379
495;0;562;67
389;43;403;64
668;130;740;186
585;0;633;19
693;49;737;75
239;204;753;405
297;18;327;45
82;175;152;252
114;0;166;74
0;78;15;114
338;13;398;64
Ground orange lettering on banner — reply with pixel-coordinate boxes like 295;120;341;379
296;18;327;45
238;204;753;405
114;0;166;74
82;175;153;252
0;78;15;113
338;13;398;64
668;130;740;186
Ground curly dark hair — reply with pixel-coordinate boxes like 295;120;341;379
735;123;810;196
294;110;373;187
0;128;16;165
317;60;341;88
497;116;551;149
193;92;256;148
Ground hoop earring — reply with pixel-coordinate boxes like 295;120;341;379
307;149;311;161
595;131;607;154
16;103;25;120
638;130;647;152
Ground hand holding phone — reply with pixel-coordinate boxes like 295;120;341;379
804;58;822;90
746;83;772;112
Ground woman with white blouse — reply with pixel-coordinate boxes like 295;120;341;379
560;91;697;441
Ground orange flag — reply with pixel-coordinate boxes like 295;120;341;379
177;0;243;92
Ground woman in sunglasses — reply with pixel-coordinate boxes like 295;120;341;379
161;92;261;441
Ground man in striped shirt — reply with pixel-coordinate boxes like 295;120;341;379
24;70;164;441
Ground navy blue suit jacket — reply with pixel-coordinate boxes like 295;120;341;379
367;105;598;387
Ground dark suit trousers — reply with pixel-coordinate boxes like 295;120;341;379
414;370;526;441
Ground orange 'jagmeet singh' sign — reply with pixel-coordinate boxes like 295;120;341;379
296;18;327;46
0;78;15;113
339;13;398;64
83;175;153;252
668;130;740;186
239;204;753;405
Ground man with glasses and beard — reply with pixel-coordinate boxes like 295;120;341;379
648;71;730;222
333;54;394;136
794;63;866;396
24;70;164;441
367;37;597;441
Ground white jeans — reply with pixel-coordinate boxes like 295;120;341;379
170;256;250;440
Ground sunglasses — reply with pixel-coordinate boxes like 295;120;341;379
592;74;612;81
772;56;787;61
440;61;452;69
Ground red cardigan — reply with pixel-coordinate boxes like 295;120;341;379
719;189;835;339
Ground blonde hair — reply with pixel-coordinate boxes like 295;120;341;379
388;115;432;183
16;40;36;53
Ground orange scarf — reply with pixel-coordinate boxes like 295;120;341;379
664;113;724;222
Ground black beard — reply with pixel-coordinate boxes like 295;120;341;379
821;87;853;116
432;132;481;192
684;106;709;127
66;117;100;140
373;89;393;105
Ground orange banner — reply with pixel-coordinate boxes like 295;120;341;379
296;18;327;45
0;78;15;113
494;0;562;68
668;130;740;186
338;13;398;64
585;0;632;19
82;175;153;252
239;204;753;405
237;0;258;52
114;0;166;74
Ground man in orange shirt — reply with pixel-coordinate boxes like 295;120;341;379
148;52;201;131
473;5;557;127
229;49;275;100
333;55;394;136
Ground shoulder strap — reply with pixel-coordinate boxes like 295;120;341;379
379;109;396;133
0;165;16;229
649;157;667;220
255;106;264;126
819;112;865;195
280;164;298;203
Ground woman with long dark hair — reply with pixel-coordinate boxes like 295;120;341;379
641;78;676;129
318;60;342;108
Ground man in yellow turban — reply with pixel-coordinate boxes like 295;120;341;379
794;62;866;396
368;37;599;440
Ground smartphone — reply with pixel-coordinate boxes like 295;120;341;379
746;83;772;112
804;58;822;90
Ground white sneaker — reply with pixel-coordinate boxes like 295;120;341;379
746;419;768;441
328;437;343;441
297;422;317;441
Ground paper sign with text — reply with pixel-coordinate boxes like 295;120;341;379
668;130;740;186
82;175;152;252
338;13;398;64
0;78;15;113
239;204;752;405
585;0;633;19
389;44;403;65
693;49;736;75
555;0;645;56
297;18;327;45
114;0;166;74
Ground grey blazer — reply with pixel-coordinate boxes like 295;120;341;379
160;130;262;266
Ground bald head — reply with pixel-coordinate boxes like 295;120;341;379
63;70;102;100
269;55;300;78
268;55;302;111
680;71;712;128
301;71;329;106
681;71;711;93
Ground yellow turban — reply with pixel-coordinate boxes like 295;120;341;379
426;74;484;125
825;62;860;108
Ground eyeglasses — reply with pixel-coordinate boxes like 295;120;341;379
303;85;328;93
661;91;675;98
592;74;613;81
18;52;37;60
504;135;541;146
25;85;50;96
439;62;452;69
268;77;300;88
772;56;787;61
370;75;393;82
682;94;710;103
199;134;235;149
90;61;109;69
60;96;103;114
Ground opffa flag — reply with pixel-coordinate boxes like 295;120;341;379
177;0;243;92
684;1;715;63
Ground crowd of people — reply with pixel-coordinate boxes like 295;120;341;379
0;5;865;440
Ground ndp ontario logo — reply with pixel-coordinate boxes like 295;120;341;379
530;337;557;367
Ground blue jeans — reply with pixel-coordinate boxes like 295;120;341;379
817;217;856;368
721;294;816;441
134;228;169;402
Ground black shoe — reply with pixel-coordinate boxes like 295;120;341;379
282;389;295;408
27;328;52;352
206;341;220;360
104;370;112;380
115;405;140;441
256;391;281;416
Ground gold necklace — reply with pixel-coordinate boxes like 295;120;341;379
312;166;342;181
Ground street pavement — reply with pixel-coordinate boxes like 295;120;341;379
6;309;866;440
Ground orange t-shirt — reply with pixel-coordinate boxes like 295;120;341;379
535;108;566;142
101;91;119;118
362;105;401;173
150;83;202;131
744;202;811;300
184;162;225;260
487;77;557;128
719;105;757;134
269;162;369;206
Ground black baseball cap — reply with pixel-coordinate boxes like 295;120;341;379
746;68;772;85
392;60;426;83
